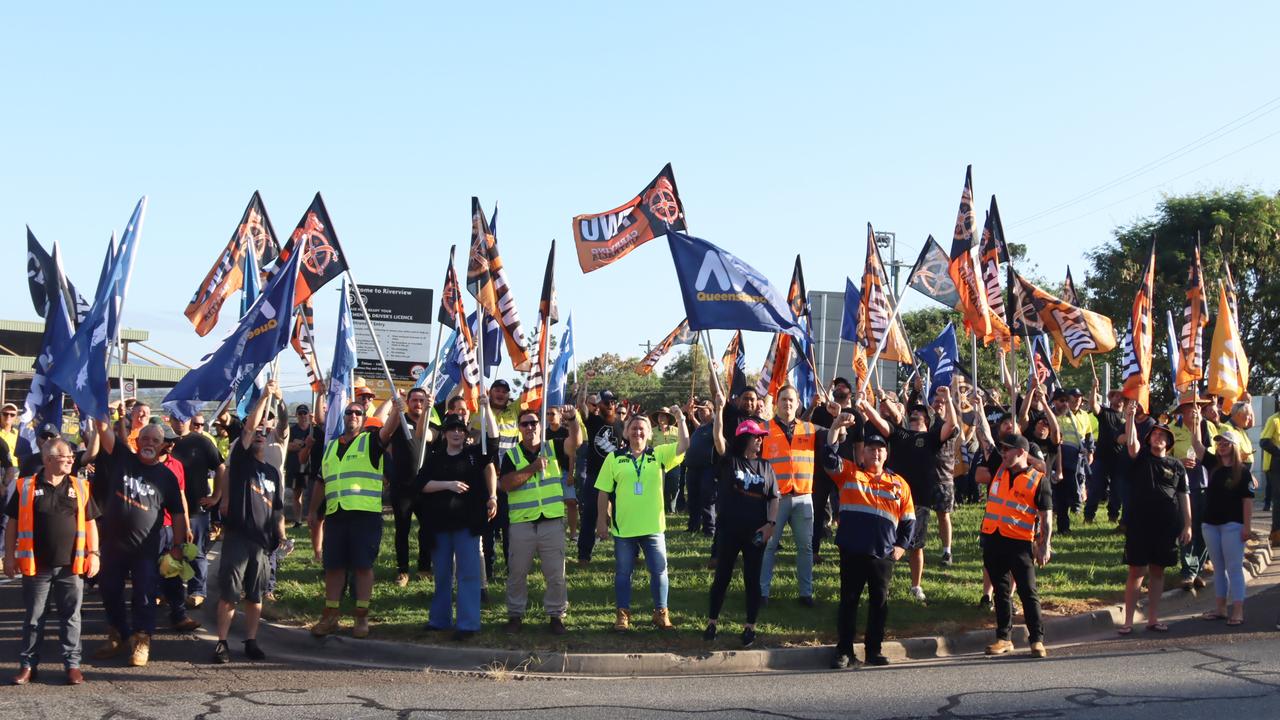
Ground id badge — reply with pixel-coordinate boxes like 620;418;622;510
634;481;644;496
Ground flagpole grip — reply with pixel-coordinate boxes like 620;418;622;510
344;271;412;440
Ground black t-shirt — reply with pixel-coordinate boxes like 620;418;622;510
1126;451;1188;528
5;476;101;571
170;433;223;515
714;455;779;532
224;442;284;550
387;415;429;488
1202;466;1256;526
1027;433;1060;480
95;443;184;553
887;423;944;498
979;437;1045;477
419;445;492;536
286;422;324;477
585;415;624;480
1095;408;1126;459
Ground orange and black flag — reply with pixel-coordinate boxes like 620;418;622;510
1120;241;1157;411
1015;270;1117;368
184;191;280;336
1207;281;1249;405
977;195;1013;347
438;246;465;331
291;299;325;393
572;163;686;273
788;255;826;401
947;166;995;341
722;330;747;399
521;241;557;413
467;197;531;370
637;319;696;376
276;193;348;308
754;332;792;399
1175;240;1209;392
1222;258;1240;325
860;223;913;363
1062;267;1081;306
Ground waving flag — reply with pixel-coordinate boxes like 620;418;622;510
292;300;325;393
947;166;995;341
908;235;962;310
637;319;696;375
164;242;301;421
840;277;861;343
23;242;75;426
860;223;912;363
1007;270;1045;337
444;314;484;413
464;310;503;374
1165;310;1181;385
276;193;348;307
234;247;265;419
49;198;147;422
1013;270;1116;367
467;197;530;370
1207;282;1249;405
755;332;792;399
521;241;557;413
787;255;822;404
1175;240;1209;392
667;231;799;336
1063;266;1081;306
977;197;1014;346
27;228;88;326
546;314;576;408
915;323;959;401
1028;335;1062;393
721;330;747;399
572;163;687;273
1120;241;1157;411
184;191;279;336
1222;259;1240;325
439;246;465;330
324;279;358;442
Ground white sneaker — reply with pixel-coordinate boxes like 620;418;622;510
910;586;927;602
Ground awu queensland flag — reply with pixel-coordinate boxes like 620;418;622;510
163;245;302;421
667;231;799;337
915;322;959;400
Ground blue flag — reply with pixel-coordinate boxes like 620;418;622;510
23;244;74;427
793;343;816;408
466;310;503;376
915;322;959;401
234;248;265;419
49;198;148;421
162;244;302;421
666;231;800;336
546;314;575;407
840;277;861;343
324;279;358;442
413;328;459;402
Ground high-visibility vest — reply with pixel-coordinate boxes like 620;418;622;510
15;475;90;576
762;419;817;495
505;442;565;523
838;467;912;527
981;467;1044;542
321;433;385;515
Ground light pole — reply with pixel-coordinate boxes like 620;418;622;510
873;231;909;300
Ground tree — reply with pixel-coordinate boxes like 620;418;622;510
1085;189;1280;408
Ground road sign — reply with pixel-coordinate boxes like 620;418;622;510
349;284;434;382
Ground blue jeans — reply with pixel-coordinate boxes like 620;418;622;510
186;512;211;597
99;545;160;638
430;529;483;631
613;534;669;610
1202;522;1248;602
760;494;814;598
20;566;83;670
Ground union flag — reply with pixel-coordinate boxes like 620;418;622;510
947;166;995;341
1175;240;1209;391
276;193;348;307
467;197;530;370
1121;241;1157;411
184;191;280;335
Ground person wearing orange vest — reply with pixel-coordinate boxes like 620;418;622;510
759;385;831;607
824;411;915;669
982;433;1054;659
4;437;100;686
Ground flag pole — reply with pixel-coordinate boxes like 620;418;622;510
701;331;725;399
476;307;488;456
343;271;413;441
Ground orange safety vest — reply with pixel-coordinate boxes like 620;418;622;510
14;475;90;576
762;419;817;495
837;465;913;526
981;466;1043;542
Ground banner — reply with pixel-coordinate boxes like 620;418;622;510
572;163;686;273
276;193;348;307
184;191;279;336
947;165;995;340
637;319;696;375
667;231;799;336
1176;240;1209;391
1015;270;1117;367
467;197;530;370
1121;242;1157;411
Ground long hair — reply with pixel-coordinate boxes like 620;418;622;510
1220;441;1247;490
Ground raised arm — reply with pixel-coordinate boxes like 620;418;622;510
672;405;690;455
855;396;892;438
1188;406;1207;462
241;379;276;450
378;393;406;446
711;393;727;457
563;405;582;457
1124;400;1141;459
936;386;957;441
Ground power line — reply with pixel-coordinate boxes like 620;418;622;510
1009;95;1280;228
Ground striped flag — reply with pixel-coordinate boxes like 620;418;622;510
467;197;530;370
861;223;913;363
978;196;1013;346
1012;270;1116;368
184;192;279;336
947;166;994;340
1121;241;1157;411
637;319;696;375
520;241;557;413
1175;240;1209;391
721;330;747;399
755;332;792;399
291;300;325;393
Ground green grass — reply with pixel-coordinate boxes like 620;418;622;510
268;504;1130;652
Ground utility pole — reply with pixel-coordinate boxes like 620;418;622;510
874;231;909;300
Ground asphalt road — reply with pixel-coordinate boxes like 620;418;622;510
4;569;1280;720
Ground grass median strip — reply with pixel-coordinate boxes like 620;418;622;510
268;503;1129;653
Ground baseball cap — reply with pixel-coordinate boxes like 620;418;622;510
863;432;889;447
441;414;468;432
598;390;618;403
735;419;769;437
999;433;1030;452
1;403;18;413
1213;428;1241;445
296;404;311;414
38;423;61;438
1067;387;1083;397
491;379;511;390
831;377;852;390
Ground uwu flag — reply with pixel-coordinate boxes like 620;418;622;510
572;163;686;273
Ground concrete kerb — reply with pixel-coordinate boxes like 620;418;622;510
194;527;1276;677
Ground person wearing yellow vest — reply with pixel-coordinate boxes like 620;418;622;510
1260;405;1280;542
759;385;827;607
595;406;688;631
498;408;580;635
308;396;405;639
982;433;1054;659
4;437;99;686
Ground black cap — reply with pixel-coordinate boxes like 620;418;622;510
863;432;889;447
999;433;1030;452
38;423;60;438
1067;387;1083;397
598;390;618;403
296;404;311;414
831;377;853;390
441;414;468;431
491;379;511;390
1051;389;1069;401
162;425;179;442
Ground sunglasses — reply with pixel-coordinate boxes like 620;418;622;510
1;412;15;417
519;420;539;428
345;409;365;417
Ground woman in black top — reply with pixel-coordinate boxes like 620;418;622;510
1119;401;1191;634
1200;428;1255;626
418;414;497;640
703;392;779;648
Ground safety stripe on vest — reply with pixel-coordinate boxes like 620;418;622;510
332;470;383;482
509;494;565;511
841;484;898;502
325;488;382;500
844;504;899;524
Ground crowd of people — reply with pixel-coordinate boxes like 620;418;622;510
1;367;1269;684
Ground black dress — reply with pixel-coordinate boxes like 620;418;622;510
1123;451;1188;567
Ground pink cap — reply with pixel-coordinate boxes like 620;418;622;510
735;419;769;437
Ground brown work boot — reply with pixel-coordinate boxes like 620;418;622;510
311;607;341;637
1029;641;1048;658
395;572;410;588
653;608;674;630
128;632;151;667
93;628;127;660
172;617;202;632
352;608;370;639
985;639;1014;655
613;608;631;632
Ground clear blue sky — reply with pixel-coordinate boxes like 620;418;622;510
3;3;1278;392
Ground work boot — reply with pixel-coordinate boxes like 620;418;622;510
985;639;1014;655
172;617;202;632
352;608;371;639
653;608;674;630
549;617;567;635
93;627;127;660
311;607;341;637
503;616;523;635
1030;641;1048;658
128;632;151;667
613;608;631;632
395;573;410;588
1271;530;1280;548
187;594;205;609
